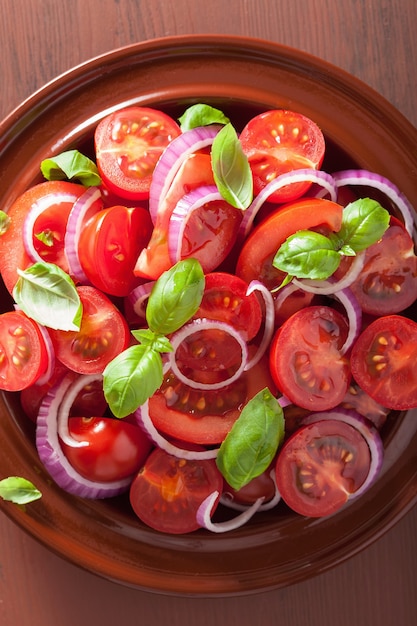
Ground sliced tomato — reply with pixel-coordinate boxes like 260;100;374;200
350;314;417;410
148;356;276;445
239;109;325;203
193;272;262;341
129;447;222;533
269;306;351;411
224;467;276;505
95;106;181;200
60;417;153;482
346;217;417;315
78;204;153;296
49;285;130;374
0;181;86;293
235;197;343;290
275;419;371;517
0;310;49;391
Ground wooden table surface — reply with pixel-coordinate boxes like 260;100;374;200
1;1;416;624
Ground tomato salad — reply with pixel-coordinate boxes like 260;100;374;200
1;104;417;534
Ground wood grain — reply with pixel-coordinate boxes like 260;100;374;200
1;1;416;624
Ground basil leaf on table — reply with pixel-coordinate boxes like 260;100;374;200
178;103;230;131
13;262;82;331
0;476;42;505
40;149;101;187
211;123;253;210
216;388;285;491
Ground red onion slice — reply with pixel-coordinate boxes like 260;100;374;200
134;401;219;460
333;169;415;239
197;490;264;532
302;408;384;500
238;168;338;239
220;469;281;512
64;186;103;283
127;280;155;319
168;185;224;263
148;125;221;223
167;319;248;391
33;322;56;386
244;280;275;370
36;373;132;498
292;251;365;295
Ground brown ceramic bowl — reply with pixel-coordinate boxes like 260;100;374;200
1;35;417;597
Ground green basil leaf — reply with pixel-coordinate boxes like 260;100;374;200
103;344;163;418
35;230;54;247
216;388;285;491
338;198;390;251
146;258;205;335
0;476;42;504
211;123;253;209
273;230;342;280
178;103;230;131
131;329;173;353
13;262;82;331
0;210;11;236
40;150;101;187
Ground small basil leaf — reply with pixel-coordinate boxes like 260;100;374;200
0;476;42;504
0;210;11;236
216;388;284;491
146;258;205;335
40;150;101;187
13;262;82;331
131;329;173;353
211;123;253;209
35;230;54;247
178;104;230;131
273;230;341;280
338;198;390;251
103;344;163;418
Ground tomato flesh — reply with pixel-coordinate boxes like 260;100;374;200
129;447;223;533
275;419;371;517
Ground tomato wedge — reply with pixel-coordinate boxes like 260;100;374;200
275;419;371;517
236;197;343;290
129;447;222;533
95;106;181;200
239;109;325;203
350;314;417;410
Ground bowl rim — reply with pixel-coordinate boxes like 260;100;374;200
1;34;417;597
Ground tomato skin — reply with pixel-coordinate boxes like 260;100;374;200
350;314;417;410
269;306;351;411
236;198;343;290
224;468;276;505
95;107;181;200
239;109;325;203
129;447;222;533
0;311;49;391
148;356;276;445
275;419;371;517
78;204;153;296
49;285;130;374
0;181;86;294
61;417;153;482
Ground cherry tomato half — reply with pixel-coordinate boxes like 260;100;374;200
95;107;181;200
239;109;325;203
350;314;417;410
60;417;153;482
49;285;130;374
275;419;371;517
269;306;351;411
129;447;222;533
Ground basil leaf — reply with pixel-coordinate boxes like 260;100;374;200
103;344;163;418
0;210;11;236
40;150;101;187
131;328;173;353
146;258;205;335
0;476;42;504
216;388;284;491
273;230;342;280
211;123;253;210
178;103;230;131
13;262;82;331
338;198;390;251
35;230;54;247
